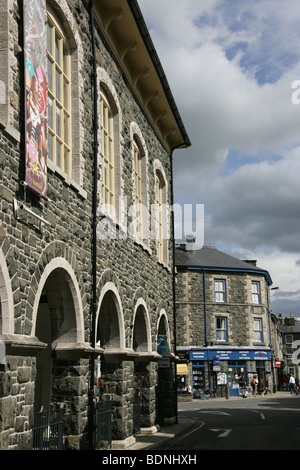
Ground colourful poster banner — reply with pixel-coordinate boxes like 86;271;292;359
24;0;47;198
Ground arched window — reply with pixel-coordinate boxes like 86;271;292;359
131;124;148;243
99;68;123;221
155;168;168;264
45;2;82;190
46;12;71;176
100;89;115;207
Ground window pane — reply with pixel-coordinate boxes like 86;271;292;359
55;35;59;63
47;59;52;92
48;132;53;161
56;139;61;167
56;105;61;137
47;95;53;129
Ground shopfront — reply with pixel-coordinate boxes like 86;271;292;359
189;348;271;397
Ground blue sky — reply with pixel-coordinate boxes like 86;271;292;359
138;0;300;318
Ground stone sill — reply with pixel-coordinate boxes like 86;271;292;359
47;160;87;199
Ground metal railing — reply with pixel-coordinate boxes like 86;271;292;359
95;400;112;449
32;407;65;450
133;395;141;434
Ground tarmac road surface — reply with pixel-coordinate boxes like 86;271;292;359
162;391;300;450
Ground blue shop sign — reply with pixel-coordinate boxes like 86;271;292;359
190;349;270;361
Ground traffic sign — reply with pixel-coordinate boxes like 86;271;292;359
275;358;281;368
213;355;220;366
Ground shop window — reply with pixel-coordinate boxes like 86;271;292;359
192;362;205;395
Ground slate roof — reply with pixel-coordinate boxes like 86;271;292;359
175;245;272;282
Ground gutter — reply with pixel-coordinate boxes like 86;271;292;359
183;265;273;286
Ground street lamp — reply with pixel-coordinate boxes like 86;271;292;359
267;286;279;393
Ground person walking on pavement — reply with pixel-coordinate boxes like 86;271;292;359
239;374;247;398
288;374;299;395
251;375;258;397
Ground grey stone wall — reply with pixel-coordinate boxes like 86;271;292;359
0;0;176;449
176;268;269;348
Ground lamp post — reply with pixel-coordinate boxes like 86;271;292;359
267;286;279;393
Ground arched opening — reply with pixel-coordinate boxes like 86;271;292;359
34;267;78;414
96;290;121;350
156;312;175;426
133;304;149;352
0;249;14;335
96;287;129;442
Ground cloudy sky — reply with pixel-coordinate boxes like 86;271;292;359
138;0;300;318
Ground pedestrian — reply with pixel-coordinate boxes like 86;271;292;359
239;374;246;398
288;374;299;395
251;375;258;397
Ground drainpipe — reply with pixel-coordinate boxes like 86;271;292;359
170;149;178;424
88;0;98;451
202;268;211;391
203;268;207;347
170;144;191;423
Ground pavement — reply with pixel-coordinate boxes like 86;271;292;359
125;418;196;450
124;390;297;450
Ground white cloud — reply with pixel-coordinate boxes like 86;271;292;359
138;0;300;316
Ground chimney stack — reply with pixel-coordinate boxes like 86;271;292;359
185;234;195;251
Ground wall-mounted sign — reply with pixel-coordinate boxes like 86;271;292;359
24;0;47;198
190;349;271;361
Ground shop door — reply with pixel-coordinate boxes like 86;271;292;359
256;361;266;392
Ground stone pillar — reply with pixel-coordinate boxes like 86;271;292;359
0;355;35;450
100;356;135;448
51;357;89;450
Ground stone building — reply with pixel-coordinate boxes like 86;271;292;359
278;314;300;387
175;239;277;398
0;0;190;449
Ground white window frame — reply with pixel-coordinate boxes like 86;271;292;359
214;280;226;303
100;89;115;208
252;281;261;304
254;317;263;342
46;13;72;176
216;316;227;342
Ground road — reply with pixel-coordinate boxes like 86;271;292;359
163;392;300;450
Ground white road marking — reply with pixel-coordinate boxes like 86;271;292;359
210;429;232;438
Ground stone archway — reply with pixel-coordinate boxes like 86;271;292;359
34;266;79;413
156;310;176;426
31;257;89;451
132;299;151;353
132;300;155;430
96;283;132;445
0;248;14;336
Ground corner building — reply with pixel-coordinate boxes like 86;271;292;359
0;0;190;449
175;241;277;398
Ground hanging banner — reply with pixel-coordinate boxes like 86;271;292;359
24;0;47;198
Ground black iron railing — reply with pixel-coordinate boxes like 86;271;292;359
32;407;65;450
95;400;112;449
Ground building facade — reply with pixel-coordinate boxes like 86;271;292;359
278;314;300;387
175;240;277;398
0;0;190;449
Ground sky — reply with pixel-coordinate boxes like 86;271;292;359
138;0;300;318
